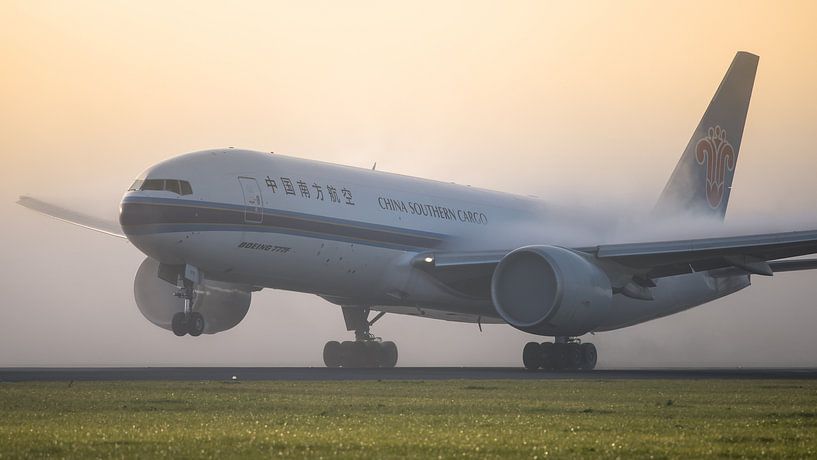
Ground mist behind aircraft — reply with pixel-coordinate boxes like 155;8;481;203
2;1;817;367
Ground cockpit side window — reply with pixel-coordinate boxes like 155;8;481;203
165;179;181;194
134;178;193;195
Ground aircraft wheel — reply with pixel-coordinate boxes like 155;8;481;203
335;340;398;368
351;341;370;368
363;341;381;367
540;342;555;370
522;342;542;370
341;341;367;368
188;312;205;337
551;344;565;370
171;312;188;336
579;343;598;370
379;341;398;368
323;341;342;368
340;341;357;368
562;343;582;370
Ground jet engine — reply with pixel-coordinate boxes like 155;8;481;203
490;245;612;336
134;257;251;334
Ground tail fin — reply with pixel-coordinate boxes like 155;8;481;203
654;51;759;220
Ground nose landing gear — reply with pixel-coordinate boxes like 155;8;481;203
322;306;398;368
522;337;597;371
170;281;205;337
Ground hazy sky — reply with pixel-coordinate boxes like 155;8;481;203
2;1;817;366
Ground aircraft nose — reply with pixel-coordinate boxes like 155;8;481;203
118;197;137;236
119;196;158;235
119;194;179;262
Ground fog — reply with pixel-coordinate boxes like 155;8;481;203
2;1;817;367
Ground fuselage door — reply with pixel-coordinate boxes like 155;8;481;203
238;177;264;224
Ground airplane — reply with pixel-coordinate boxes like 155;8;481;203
18;51;817;370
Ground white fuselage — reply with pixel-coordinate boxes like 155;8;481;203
120;149;750;334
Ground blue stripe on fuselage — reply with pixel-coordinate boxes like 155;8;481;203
120;196;449;250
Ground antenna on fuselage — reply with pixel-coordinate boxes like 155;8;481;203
372;162;377;171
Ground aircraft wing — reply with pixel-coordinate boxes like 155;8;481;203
415;229;817;295
17;196;126;239
587;229;817;278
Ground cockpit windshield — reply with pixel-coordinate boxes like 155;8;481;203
128;179;193;196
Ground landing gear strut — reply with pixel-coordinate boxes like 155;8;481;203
522;337;597;371
323;306;398;368
171;280;205;337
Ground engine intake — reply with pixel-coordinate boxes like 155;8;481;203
491;245;612;336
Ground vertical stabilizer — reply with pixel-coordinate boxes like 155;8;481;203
654;52;758;220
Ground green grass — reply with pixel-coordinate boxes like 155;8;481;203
0;380;815;458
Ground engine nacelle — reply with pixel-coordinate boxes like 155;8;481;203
491;245;612;336
134;257;251;334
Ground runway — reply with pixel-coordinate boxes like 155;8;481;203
1;367;816;382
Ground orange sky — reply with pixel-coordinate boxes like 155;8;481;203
2;1;817;366
2;1;817;213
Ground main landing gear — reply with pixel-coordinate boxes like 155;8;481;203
171;281;205;337
322;307;398;368
522;337;597;371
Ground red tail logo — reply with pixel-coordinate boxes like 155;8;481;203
695;125;736;208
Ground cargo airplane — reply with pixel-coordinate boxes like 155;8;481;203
18;52;817;370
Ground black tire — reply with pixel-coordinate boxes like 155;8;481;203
562;343;582;370
540;342;555;370
579;343;598;370
379;341;398;368
340;341;356;368
171;312;188;336
551;344;565;370
361;341;380;367
522;342;542;370
348;341;368;368
188;312;205;337
323;341;342;368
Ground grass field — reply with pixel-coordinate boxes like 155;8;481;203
0;379;815;458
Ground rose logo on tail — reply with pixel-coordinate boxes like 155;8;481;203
695;125;736;208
